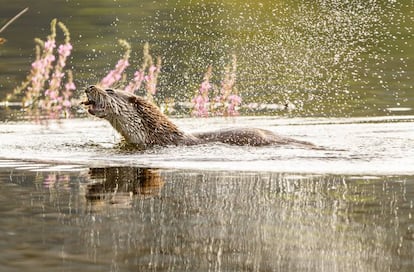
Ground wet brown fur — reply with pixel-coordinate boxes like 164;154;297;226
126;95;199;147
83;85;318;150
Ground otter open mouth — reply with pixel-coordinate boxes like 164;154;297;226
80;98;99;116
81;86;107;117
81;100;95;106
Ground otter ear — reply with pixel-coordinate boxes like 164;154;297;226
105;89;115;95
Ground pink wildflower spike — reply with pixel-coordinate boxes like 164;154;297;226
99;39;131;88
135;70;144;78
194;95;204;104
115;59;129;70
46;54;55;61
192;66;213;117
226;94;242;116
12;19;77;119
62;100;71;108
228;94;242;104
64;82;76;91
149;65;157;73
200;81;211;92
58;43;72;57
192;94;209;117
31;60;43;70
44;39;56;51
99;57;130;88
47;90;58;100
125;70;145;93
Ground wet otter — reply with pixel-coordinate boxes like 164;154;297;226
82;85;318;150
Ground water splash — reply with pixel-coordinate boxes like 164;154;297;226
0;1;412;117
142;0;412;116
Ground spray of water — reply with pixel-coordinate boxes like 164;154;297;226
138;0;412;116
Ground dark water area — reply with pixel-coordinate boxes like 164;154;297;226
1;1;414;271
0;0;413;117
0;162;413;271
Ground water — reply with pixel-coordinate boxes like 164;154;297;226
1;0;414;270
0;116;414;271
0;161;414;271
1;116;413;175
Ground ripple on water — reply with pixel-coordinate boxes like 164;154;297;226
0;116;413;175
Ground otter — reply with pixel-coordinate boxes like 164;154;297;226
82;85;318;150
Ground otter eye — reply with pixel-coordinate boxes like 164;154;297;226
85;85;95;93
105;89;115;95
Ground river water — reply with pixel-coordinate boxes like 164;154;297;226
1;0;414;271
0;116;414;271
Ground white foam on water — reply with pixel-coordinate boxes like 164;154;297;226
0;116;413;175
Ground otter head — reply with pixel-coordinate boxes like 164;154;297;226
82;85;191;149
83;85;133;118
83;85;148;147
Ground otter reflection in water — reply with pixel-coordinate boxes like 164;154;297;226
85;167;164;205
82;85;319;150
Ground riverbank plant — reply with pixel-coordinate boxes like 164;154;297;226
192;55;241;117
9;19;241;119
10;18;75;119
99;40;162;103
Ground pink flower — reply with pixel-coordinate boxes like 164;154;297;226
100;58;130;88
200;81;211;93
228;94;242;105
44;54;56;64
58;43;72;57
227;94;242;116
149;65;157;73
65;82;76;91
193;95;203;104
62;99;71;108
144;75;152;82
115;59;129;70
125;70;144;93
134;70;144;79
44;40;56;51
53;71;64;79
192;94;209;117
45;89;58;100
31;60;43;70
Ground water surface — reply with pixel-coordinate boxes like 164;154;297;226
1;116;413;175
0;161;413;271
1;0;414;270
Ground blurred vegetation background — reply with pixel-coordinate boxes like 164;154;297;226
0;0;413;117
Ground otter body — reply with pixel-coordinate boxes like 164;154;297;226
83;85;317;150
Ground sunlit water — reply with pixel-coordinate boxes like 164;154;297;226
0;116;414;271
1;116;413;175
1;0;414;270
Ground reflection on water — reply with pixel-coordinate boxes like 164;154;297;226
85;167;164;207
0;163;413;271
